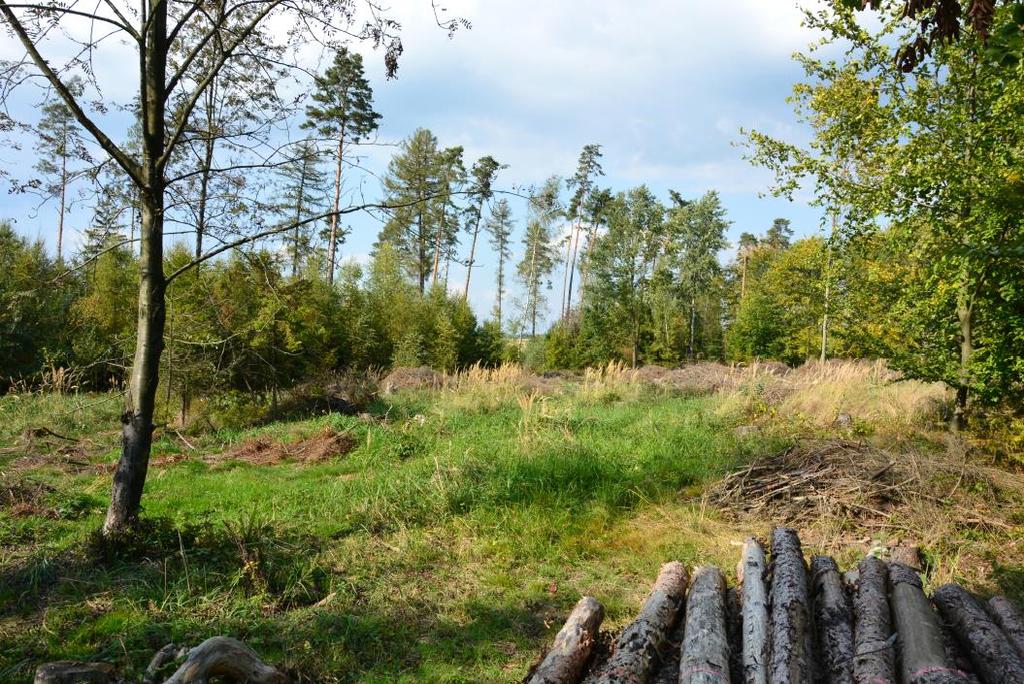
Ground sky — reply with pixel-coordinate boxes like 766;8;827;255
1;0;834;326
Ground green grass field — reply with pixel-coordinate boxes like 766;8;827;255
0;381;785;683
3;364;1022;683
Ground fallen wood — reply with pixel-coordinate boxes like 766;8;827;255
938;616;980;684
162;636;289;684
932;583;1024;684
810;555;854;684
770;528;813;684
34;662;116;684
588;562;689;684
987;596;1024;662
738;537;769;684
888;564;968;684
528;596;605;684
852;556;895;684
679;566;730;684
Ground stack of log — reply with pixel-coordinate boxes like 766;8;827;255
525;528;1024;684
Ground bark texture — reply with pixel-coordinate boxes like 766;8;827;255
852;556;895;684
889;564;969;684
770;528;813;684
589;562;689;684
987;596;1024;662
679;566;731;684
932;583;1024;684
528;596;605;684
738;538;769;684
725;586;744;684
810;555;854;684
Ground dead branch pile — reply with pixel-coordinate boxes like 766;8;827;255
525;528;1024;684
707;440;918;525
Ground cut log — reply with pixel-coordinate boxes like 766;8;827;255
679;566;730;684
852;556;895;684
932;583;1024;684
769;528;813;684
987;596;1024;662
34;662;116;684
889;564;969;684
725;586;744;684
162;636;289;684
938;615;980;684
738;537;769;684
810;556;854;684
528;596;605;684
588;562;689;684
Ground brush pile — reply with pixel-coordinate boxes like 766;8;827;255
524;528;1024;684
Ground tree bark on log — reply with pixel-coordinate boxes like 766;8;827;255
810;556;854;684
738;537;769;684
987;596;1024;662
932;583;1024;684
588;562;689;684
528;596;605;684
852;556;895;684
938;617;980;684
162;636;289;684
770;528;813;684
888;564;969;684
679;566;731;684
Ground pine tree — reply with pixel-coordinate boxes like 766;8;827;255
80;192;128;265
304;48;381;284
486;198;515;329
462;155;504;299
430;145;466;287
378;128;442;293
32;76;91;261
562;144;604;317
516;177;561;337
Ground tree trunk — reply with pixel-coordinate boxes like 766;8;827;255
528;596;604;684
560;228;573;318
589;562;688;684
889;564;968;684
770;528;813;684
103;0;168;536
566;221;582;315
194;86;216;262
952;300;972;431
738;537;769;684
933;584;1024;684
688;296;697;362
679;566;730;684
852;556;895;684
327;130;343;285
987;597;1024;662
463;213;483;300
291;156;307;278
57;118;67;261
821;229;832;364
811;555;854;684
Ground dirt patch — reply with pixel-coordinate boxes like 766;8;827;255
1;478;57;517
381;366;445;394
208;427;357;466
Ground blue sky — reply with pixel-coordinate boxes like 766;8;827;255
2;0;834;327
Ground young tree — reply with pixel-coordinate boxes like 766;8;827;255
486;198;515;329
461;155;504;299
278;141;329;277
516;177;561;337
304;48;382;284
31;76;92;261
0;0;457;535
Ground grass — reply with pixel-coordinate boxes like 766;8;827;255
0;380;781;683
1;361;1021;683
